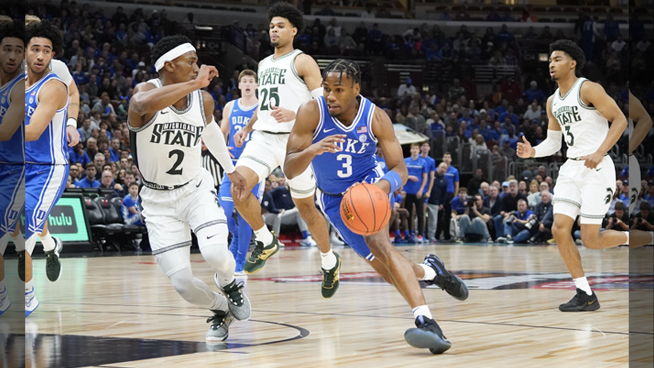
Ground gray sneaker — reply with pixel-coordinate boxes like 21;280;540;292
215;275;251;321
205;310;235;341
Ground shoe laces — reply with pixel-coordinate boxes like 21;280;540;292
223;281;245;306
434;273;457;294
207;311;228;329
45;251;59;268
250;241;265;260
322;266;338;287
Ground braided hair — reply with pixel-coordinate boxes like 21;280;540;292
322;59;361;87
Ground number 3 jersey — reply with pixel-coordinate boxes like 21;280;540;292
129;79;206;188
312;95;382;195
253;49;312;133
550;77;609;158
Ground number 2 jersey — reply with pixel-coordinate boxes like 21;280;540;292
311;95;382;195
129;78;206;188
550;77;609;158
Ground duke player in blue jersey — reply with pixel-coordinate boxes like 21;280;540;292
218;69;263;275
0;19;25;316
284;59;469;354
23;20;69;316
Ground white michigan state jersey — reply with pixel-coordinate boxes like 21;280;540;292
253;49;312;133
129;79;206;189
551;77;609;158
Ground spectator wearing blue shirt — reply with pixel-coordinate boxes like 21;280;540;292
524;81;546;104
122;183;144;226
109;138;121;162
403;143;428;242
420;142;436;238
618;180;630;208
75;164;101;188
437;152;459;241
498;106;519;126
497;199;535;244
449;188;469;239
69;143;91;167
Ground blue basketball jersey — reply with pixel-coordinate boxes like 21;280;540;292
0;73;24;164
25;72;68;165
312;95;381;194
227;99;257;163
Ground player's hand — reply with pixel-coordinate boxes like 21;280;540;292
407;175;419;182
579;151;604;170
233;129;248;148
516;136;534;159
439;204;443;210
308;134;345;156
270;106;296;123
195;65;219;89
228;170;247;200
425;192;430;198
66;125;80;146
539;223;545;231
228;146;235;159
416;192;423;199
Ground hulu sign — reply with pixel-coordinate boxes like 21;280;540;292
19;194;92;243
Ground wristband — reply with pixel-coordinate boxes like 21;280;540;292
67;118;77;128
381;171;402;193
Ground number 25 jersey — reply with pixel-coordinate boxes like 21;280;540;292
129;79;206;188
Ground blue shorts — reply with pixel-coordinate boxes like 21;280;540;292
0;164;25;236
25;164;68;238
218;174;264;207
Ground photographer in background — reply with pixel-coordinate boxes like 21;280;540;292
604;201;629;231
459;193;492;243
631;202;654;231
496;199;535;244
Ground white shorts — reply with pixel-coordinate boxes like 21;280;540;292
629;154;641;214
236;130;316;199
140;169;228;275
553;155;616;225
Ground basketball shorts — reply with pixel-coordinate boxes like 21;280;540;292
316;172;395;262
0;164;24;237
629;154;640;214
553;155;616;225
140;169;228;276
25;164;68;239
236;131;315;199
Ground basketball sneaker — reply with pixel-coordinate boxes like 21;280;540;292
18;250;25;282
423;254;469;301
300;236;317;247
559;288;600;312
206;309;235;341
25;287;39;317
45;237;63;282
215;275;251;320
244;232;280;274
0;288;10;316
416;235;425;243
321;252;341;299
404;315;452;354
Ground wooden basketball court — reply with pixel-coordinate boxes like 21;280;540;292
2;243;648;367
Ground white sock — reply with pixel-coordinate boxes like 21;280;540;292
25;234;37;255
623;231;629;246
321;250;337;269
420;264;437;281
40;232;55;252
0;279;5;293
11;230;25;252
412;305;432;319
254;226;273;247
0;234;7;253
573;276;592;296
25;279;34;294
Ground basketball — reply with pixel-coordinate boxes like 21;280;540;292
340;183;391;236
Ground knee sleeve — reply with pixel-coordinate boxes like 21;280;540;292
168;267;224;309
196;224;235;286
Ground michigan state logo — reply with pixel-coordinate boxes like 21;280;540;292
604;188;613;204
630;187;639;205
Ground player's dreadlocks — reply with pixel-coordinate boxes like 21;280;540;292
322;59;362;87
151;35;193;66
268;2;306;35
549;39;585;74
0;19;24;43
25;19;63;56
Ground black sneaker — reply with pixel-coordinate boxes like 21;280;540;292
45;249;62;282
423;254;469;301
18;250;25;282
559;288;600;312
216;276;250;320
404;315;452;354
320;252;341;299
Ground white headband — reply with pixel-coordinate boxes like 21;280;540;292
154;43;196;72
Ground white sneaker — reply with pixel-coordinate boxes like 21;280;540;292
234;271;247;277
206;310;235;341
330;234;345;246
0;289;10;316
575;238;584;246
25;288;39;317
300;236;317;247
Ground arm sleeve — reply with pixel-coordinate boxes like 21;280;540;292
533;129;563;158
202;118;235;174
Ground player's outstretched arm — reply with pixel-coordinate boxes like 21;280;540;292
0;79;24;142
284;99;343;180
629;90;652;155
371;106;408;194
66;79;80;146
26;80;67;141
579;81;628;168
517;95;562;159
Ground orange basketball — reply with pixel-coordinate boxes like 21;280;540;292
340;183;391;236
